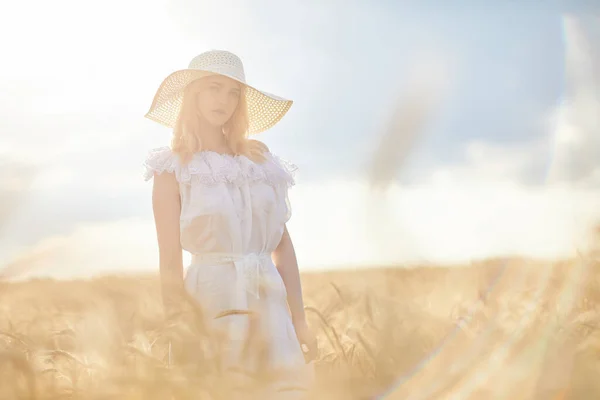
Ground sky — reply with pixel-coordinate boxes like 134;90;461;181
0;1;599;279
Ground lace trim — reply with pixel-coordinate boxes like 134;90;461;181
143;146;297;187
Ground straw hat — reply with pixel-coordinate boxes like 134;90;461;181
144;49;293;134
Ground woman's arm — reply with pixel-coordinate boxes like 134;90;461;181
152;171;184;314
273;225;318;361
272;225;307;325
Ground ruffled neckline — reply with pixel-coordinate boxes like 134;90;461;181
143;146;297;188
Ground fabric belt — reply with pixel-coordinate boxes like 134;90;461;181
190;252;272;299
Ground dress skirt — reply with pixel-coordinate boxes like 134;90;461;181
183;257;315;398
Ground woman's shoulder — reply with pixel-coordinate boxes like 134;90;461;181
143;146;180;182
246;139;269;155
246;139;282;162
142;142;298;188
249;140;298;188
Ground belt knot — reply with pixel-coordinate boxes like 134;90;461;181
191;252;271;299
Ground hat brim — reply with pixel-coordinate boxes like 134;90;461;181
144;69;293;135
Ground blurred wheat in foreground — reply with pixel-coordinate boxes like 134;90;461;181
1;252;600;399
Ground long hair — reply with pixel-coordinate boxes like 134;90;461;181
171;77;268;164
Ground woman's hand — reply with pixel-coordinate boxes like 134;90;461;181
293;319;318;363
164;302;182;323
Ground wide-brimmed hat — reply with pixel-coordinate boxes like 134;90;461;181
144;49;293;134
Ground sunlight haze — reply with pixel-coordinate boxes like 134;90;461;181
1;2;599;279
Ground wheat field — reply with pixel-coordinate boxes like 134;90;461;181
0;253;599;399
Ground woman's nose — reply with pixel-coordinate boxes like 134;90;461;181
217;91;229;106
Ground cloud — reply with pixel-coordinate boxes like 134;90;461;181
286;179;600;269
5;172;599;281
368;14;600;191
0;157;37;232
426;140;548;186
546;15;600;186
0;111;159;252
1;218;159;281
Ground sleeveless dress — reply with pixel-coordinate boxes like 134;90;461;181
144;147;314;397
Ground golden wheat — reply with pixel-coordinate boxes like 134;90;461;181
0;255;599;399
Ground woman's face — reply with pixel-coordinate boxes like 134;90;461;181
195;75;242;128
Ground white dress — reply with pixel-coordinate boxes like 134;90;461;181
144;147;314;396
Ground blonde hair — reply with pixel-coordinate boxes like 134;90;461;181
171;77;268;164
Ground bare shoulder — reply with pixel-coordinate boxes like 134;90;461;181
143;146;180;197
246;139;270;155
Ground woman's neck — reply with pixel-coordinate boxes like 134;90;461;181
201;134;229;151
197;121;231;153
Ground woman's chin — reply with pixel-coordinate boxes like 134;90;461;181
206;116;230;129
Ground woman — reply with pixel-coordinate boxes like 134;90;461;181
143;49;316;396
